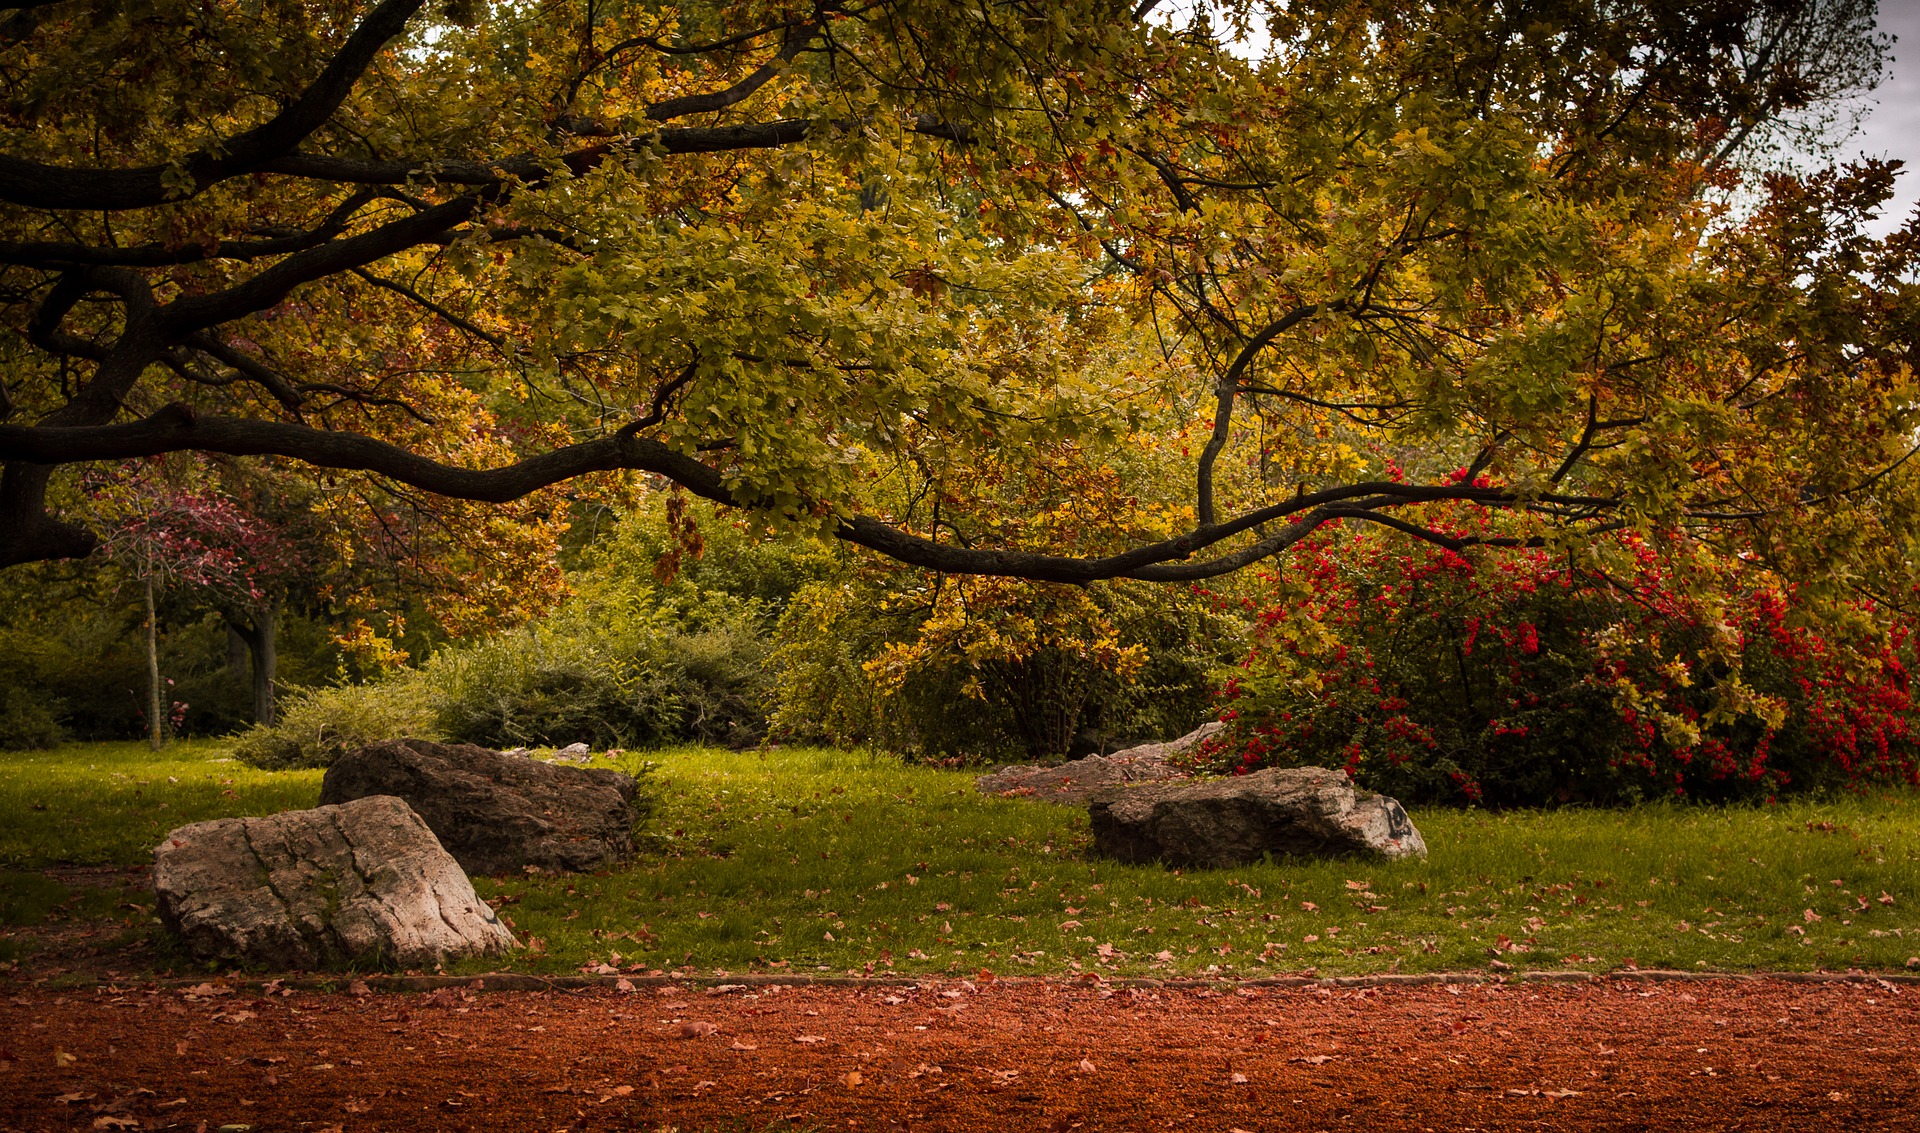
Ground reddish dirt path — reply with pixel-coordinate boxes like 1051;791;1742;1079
1;977;1916;1132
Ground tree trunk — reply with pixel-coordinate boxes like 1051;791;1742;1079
227;624;249;673
250;600;279;727
144;574;163;751
230;600;281;726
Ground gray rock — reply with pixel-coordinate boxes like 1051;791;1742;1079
318;738;642;875
554;742;591;762
153;795;516;969
1088;766;1426;867
976;721;1221;805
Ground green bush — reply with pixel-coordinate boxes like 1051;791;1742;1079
770;574;1243;762
0;687;64;750
231;674;444;769
232;554;782;766
426;621;684;750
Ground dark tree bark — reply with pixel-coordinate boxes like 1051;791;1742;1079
229;600;282;727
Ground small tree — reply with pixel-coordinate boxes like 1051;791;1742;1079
92;472;283;749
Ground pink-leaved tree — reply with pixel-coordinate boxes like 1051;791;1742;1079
91;468;293;748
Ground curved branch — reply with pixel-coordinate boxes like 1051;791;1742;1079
0;0;426;210
0;406;1634;582
643;23;816;122
1197;302;1325;525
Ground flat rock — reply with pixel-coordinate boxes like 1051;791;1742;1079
976;722;1221;805
153;795;516;969
1088;765;1426;867
319;738;642;875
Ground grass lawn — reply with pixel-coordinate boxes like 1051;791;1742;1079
4;740;1920;978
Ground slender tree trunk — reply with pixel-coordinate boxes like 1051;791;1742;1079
144;574;162;751
250;599;279;727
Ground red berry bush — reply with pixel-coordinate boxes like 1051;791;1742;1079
1193;509;1918;807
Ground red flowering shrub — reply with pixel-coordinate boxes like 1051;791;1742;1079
1193;511;1919;807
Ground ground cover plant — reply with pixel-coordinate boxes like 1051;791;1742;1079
5;741;1920;981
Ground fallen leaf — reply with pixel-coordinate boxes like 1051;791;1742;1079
794;1035;827;1044
678;1021;719;1039
182;983;232;999
1078;1059;1097;1073
1545;1089;1582;1098
730;1040;759;1051
54;1050;76;1068
612;1085;634;1097
1291;1054;1334;1065
844;1071;863;1087
348;979;372;997
54;1092;95;1104
92;1118;139;1130
1231;1072;1250;1084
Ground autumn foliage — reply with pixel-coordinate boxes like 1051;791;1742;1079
1194;502;1920;807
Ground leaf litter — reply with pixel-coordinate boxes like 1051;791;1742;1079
1;978;1914;1130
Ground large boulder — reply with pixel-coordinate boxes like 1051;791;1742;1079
1088;766;1426;867
319;738;643;875
153;795;517;969
976;722;1221;805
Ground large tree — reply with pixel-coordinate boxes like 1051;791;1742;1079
0;0;1912;587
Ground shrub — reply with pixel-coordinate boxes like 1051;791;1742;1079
1195;517;1919;807
231;674;444;769
425;616;695;751
771;572;1243;761
0;687;64;750
232;561;781;765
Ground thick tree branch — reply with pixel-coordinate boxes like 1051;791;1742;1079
0;189;379;268
0;406;1633;581
643;23;817;122
161;197;481;333
1197;302;1325;525
0;0;426;210
258;115;963;190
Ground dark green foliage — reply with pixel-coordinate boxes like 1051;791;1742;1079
770;576;1244;762
0;687;63;750
0;564;335;742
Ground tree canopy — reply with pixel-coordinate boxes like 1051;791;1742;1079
1;0;1914;590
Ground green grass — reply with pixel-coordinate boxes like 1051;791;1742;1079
0;739;323;868
466;746;1920;978
5;741;1920;977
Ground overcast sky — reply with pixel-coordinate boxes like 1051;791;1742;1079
1835;1;1920;235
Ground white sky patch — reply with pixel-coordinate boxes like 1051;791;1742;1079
1155;0;1918;236
1835;0;1920;235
